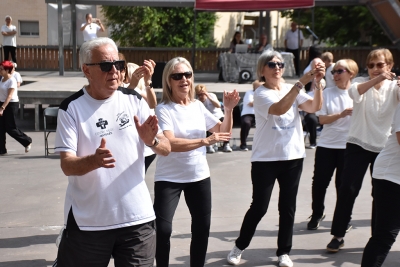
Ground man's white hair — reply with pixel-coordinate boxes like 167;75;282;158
79;37;118;68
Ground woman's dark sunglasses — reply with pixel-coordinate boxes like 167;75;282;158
265;62;285;69
170;71;193;80
331;69;347;75
367;62;386;69
85;60;126;72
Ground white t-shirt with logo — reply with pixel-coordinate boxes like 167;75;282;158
201;92;224;119
251;84;311;162
1;25;17;47
55;87;155;231
316;86;353;149
373;104;400;185
241;90;254;116
0;77;18;102
155;100;220;183
81;23;101;42
285;29;304;50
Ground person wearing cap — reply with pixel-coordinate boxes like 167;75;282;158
1;16;17;63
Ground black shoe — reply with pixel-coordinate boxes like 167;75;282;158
346;223;352;233
239;145;248;151
326;238;344;252
307;214;325;230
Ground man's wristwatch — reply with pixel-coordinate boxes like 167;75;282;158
146;137;159;147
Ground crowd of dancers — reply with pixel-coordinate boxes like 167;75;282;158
49;37;399;267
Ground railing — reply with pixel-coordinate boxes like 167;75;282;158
1;45;399;73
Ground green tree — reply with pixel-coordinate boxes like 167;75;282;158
101;6;217;47
281;6;391;46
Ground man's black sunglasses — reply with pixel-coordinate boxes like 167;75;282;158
85;60;126;72
170;72;193;80
265;61;285;69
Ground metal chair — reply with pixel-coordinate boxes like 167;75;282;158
43;107;59;157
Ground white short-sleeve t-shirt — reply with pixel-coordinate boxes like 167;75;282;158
251;84;311;162
285;29;304;50
241;90;255;116
201;92;224;119
55;87;155;231
12;71;22;85
316;86;353;149
1;25;17;47
155;100;220;183
81;23;101;41
0;77;18;102
373;104;400;186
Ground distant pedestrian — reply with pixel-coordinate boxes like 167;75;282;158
0;60;32;156
284;22;304;76
80;13;105;42
1;16;17;63
239;80;261;151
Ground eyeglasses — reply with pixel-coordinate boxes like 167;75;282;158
331;69;347;75
265;62;285;69
85;60;125;72
367;62;387;69
170;71;193;81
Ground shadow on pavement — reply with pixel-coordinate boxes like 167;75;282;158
0;234;58;248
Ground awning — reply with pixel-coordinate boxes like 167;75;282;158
195;0;315;11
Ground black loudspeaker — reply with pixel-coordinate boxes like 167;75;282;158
153;62;167;88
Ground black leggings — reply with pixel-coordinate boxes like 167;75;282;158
331;143;378;237
235;159;303;256
304;113;318;146
361;179;400;267
240;114;255;146
311;147;345;216
154;178;211;267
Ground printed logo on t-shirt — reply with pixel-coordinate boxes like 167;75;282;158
95;118;113;137
96;118;108;129
272;109;295;130
116;111;133;130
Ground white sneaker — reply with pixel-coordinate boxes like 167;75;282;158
227;246;243;265
278;254;293;267
223;143;232;152
206;146;215;154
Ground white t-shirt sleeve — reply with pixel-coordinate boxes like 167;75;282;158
316;90;329;116
393;104;400;133
296;90;312;106
9;78;17;89
255;89;276;120
155;105;173;132
348;82;363;103
199;101;220;130
55;109;79;154
96;24;101;31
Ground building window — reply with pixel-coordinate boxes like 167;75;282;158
19;21;39;36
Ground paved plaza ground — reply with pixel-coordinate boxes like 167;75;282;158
0;72;399;266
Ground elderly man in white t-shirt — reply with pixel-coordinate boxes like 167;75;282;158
80;13;105;42
54;37;170;266
1;15;17;63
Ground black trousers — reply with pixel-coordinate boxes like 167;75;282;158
240;114;255;147
0;102;32;154
361;179;400;267
286;48;300;76
311;147;345;216
331;143;378;237
3;46;17;63
144;154;156;173
57;209;156;267
304;113;318;146
235;159;303;256
154;178;211;267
